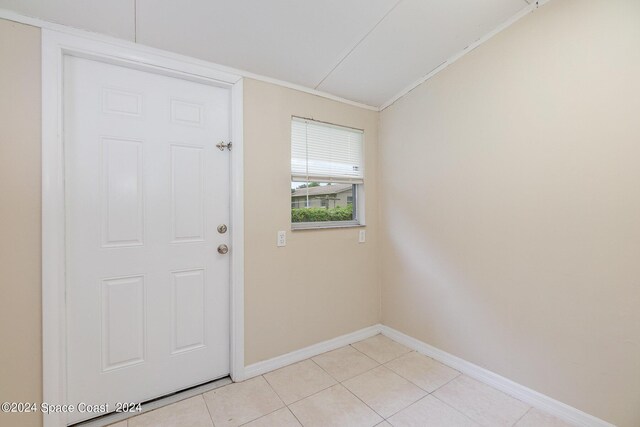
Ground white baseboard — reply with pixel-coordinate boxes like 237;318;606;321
379;325;615;427
241;324;382;380
239;324;613;427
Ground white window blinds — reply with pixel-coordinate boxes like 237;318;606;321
291;117;364;184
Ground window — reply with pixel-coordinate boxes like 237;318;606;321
291;117;364;229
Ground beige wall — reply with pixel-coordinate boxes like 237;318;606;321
243;78;380;365
0;20;380;426
379;1;640;426
0;19;42;427
4;1;639;424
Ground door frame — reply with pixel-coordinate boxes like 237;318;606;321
42;29;245;427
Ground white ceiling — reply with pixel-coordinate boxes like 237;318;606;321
0;0;531;108
0;0;135;39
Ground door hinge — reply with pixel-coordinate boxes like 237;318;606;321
216;141;232;151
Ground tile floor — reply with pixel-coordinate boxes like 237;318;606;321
108;334;574;427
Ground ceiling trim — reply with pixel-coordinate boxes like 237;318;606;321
379;0;552;111
0;1;553;113
0;7;380;112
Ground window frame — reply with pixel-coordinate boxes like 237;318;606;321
290;117;366;230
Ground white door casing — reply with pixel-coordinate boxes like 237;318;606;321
64;56;231;424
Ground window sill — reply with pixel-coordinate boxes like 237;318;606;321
291;221;365;231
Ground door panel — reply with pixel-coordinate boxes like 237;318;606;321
171;269;206;354
101;137;144;247
171;145;205;242
65;56;230;424
101;275;146;371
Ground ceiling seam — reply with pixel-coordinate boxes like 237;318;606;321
313;0;403;90
134;0;137;42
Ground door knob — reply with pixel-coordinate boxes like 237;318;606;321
217;244;229;255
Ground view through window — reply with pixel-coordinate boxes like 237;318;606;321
291;117;364;228
291;181;356;223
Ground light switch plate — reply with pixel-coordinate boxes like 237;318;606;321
359;229;366;243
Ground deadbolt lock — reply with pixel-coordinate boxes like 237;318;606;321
217;224;228;234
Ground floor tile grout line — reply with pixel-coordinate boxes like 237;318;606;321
266;360;338;407
345;338;478;422
333;359;425;422
260;375;287;412
301;357;384;424
347;343;385;365
236;406;286;427
260;373;288;408
283;381;337;407
380;348;414;364
219;375;287;427
447;373;534;415
388;345;532;409
309;356;344;382
341;362;381;383
314;343;381;373
230;375;289;427
429;392;485;426
346;342;456;393
382;354;462;394
331;357;382;384
344;361;433;410
511;405;533;426
285;403;306;427
312;341;443;422
317;343;385;381
378;356;534;427
200;392;217;427
350;337;414;365
424;371;463;395
377;392;428;421
336;381;386;423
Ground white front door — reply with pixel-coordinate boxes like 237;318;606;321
64;56;231;424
